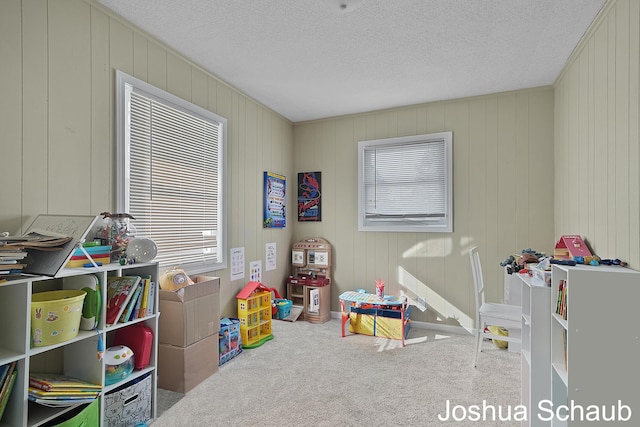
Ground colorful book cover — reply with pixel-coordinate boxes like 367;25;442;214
0;371;17;420
146;281;156;317
131;285;144;320
105;276;141;325
0;362;17;397
71;245;112;256
0;362;12;390
29;373;102;392
28;387;99;398
120;286;142;323
139;276;151;318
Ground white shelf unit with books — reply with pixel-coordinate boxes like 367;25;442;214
0;261;159;427
549;264;640;427
517;272;551;426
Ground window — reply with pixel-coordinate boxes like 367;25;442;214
116;70;227;273
358;132;452;232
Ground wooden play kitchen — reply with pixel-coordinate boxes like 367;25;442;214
286;237;332;323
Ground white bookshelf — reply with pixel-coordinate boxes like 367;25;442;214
504;268;523;353
518;273;551;426
549;264;640;426
0;262;159;427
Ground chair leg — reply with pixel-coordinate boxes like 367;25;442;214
473;324;483;367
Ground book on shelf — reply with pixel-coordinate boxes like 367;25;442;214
0;249;27;259
119;285;142;323
28;387;100;398
29;373;102;392
556;279;568;319
0;251;27;261
105;275;142;325
0;361;17;389
562;329;568;371
139;276;151;318
28;395;97;407
146;281;156;317
0;370;17;420
0;361;16;390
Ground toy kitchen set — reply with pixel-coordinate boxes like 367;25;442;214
286;237;332;323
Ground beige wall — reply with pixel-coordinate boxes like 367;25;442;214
0;0;294;317
555;0;640;270
11;0;620;330
293;88;556;327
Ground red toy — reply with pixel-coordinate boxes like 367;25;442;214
113;323;153;370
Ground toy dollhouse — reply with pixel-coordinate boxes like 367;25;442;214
236;281;273;348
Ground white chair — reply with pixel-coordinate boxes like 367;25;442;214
469;246;521;367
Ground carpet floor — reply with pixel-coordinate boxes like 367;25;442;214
153;318;521;426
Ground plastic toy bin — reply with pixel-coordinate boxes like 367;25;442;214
275;299;292;319
31;289;86;347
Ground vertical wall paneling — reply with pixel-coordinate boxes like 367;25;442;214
484;97;499;296
4;0;294;321
333;118;355;290
628;0;640;265
614;0;630;258
147;42;167;90
91;8;112;213
294;87;555;326
48;0;92;213
606;11;617;253
20;0;48;228
526;90;555;251
577;50;590;233
555;0;640;270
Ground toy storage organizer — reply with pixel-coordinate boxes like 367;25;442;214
0;261;159;427
286;237;332;323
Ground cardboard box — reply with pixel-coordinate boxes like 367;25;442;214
219;318;242;366
157;335;218;393
159;276;220;347
104;373;152;427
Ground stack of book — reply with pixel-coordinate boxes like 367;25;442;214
1;231;74;278
66;243;112;268
0;248;27;276
0;362;18;420
28;373;101;407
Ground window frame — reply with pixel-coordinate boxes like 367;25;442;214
115;70;227;273
357;131;453;233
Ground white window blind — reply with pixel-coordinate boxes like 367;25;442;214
116;71;227;272
358;132;452;232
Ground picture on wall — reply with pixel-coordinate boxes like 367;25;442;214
297;171;321;222
263;171;286;228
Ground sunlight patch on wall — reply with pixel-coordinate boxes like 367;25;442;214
398;266;473;330
402;237;452;258
459;237;476;256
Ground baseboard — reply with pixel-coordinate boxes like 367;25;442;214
330;311;471;336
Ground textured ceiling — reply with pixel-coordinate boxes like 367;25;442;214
96;0;606;123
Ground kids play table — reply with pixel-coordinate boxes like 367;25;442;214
339;291;409;347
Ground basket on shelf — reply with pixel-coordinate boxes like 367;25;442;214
31;290;86;347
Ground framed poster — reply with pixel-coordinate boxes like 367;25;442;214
297;171;321;221
263;171;286;228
